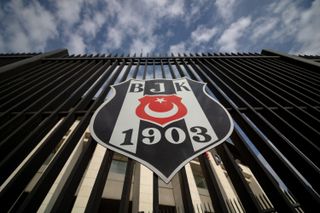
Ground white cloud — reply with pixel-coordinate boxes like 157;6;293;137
54;0;109;54
165;30;174;38
251;18;278;41
104;0;122;18
0;0;58;52
17;2;58;45
106;27;123;49
100;0;187;53
53;0;84;27
268;0;291;14
142;0;185;18
130;36;157;54
168;23;220;54
168;27;219;54
264;0;320;54
191;25;218;44
163;0;185;18
1;0;317;56
101;1;152;51
214;0;237;21
184;0;213;26
293;0;320;54
9;29;32;52
0;35;4;51
79;19;98;37
84;0;100;7
218;16;251;52
67;34;86;54
169;42;186;54
79;12;106;38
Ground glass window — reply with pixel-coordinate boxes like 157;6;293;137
194;174;207;189
110;160;126;174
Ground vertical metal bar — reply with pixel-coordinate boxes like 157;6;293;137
167;59;176;79
0;61;78;117
250;58;320;94
232;128;302;212
204;58;320;185
39;59;122;212
0;62;92;181
0;61;60;99
173;55;230;212
216;143;263;212
0;49;68;80
2;51;320;213
119;158;135;213
167;54;199;213
85;58;135;213
200;58;320;186
121;59;134;81
143;58;148;79
0;61;45;87
239;59;320;136
179;168;195;213
172;57;185;77
49;139;97;213
265;57;320;80
2;60;88;114
153;174;159;213
85;150;114;213
152;59;156;79
186;58;299;212
132;58;140;79
0;61;85;135
0;60;119;211
198;155;228;213
261;49;320;72
160;59;166;79
224;58;320;118
0;61;107;184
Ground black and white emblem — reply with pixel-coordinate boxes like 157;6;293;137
89;78;234;183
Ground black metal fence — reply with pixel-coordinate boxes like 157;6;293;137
0;49;319;212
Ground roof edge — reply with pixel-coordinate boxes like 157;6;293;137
0;49;69;79
262;49;320;71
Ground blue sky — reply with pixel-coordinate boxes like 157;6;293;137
0;0;319;55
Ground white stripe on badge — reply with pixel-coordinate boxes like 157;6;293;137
109;80;144;154
173;79;218;152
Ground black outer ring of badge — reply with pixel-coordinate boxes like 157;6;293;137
89;77;234;183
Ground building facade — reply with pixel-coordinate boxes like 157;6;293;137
0;49;319;212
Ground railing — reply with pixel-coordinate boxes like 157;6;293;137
0;49;319;212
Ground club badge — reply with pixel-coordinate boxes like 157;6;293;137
90;78;234;183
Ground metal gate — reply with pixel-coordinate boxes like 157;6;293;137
0;49;319;212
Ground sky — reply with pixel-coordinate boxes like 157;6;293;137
0;0;319;55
